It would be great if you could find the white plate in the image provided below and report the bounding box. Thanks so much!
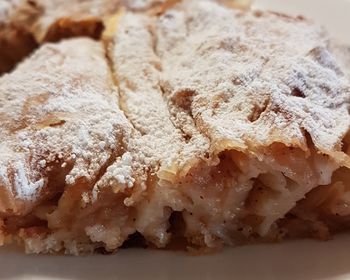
[1,1,350,279]
[2,234,350,280]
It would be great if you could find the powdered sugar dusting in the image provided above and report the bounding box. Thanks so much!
[0,38,131,214]
[156,0,350,163]
[1,0,349,223]
[13,161,45,199]
[92,152,136,202]
[124,0,167,10]
[101,0,350,193]
[108,12,188,176]
[331,42,350,79]
[99,152,135,188]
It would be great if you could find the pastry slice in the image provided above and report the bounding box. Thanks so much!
[18,0,350,254]
[0,38,131,250]
[0,0,349,255]
[155,0,350,240]
[103,0,350,249]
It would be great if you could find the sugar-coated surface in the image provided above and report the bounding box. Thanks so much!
[0,0,349,255]
[0,38,131,214]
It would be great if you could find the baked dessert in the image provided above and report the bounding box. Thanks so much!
[104,0,350,247]
[0,0,349,254]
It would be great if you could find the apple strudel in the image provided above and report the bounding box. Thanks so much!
[0,0,349,254]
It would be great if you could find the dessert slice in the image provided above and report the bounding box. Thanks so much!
[0,0,349,255]
[103,0,350,249]
[0,38,131,251]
